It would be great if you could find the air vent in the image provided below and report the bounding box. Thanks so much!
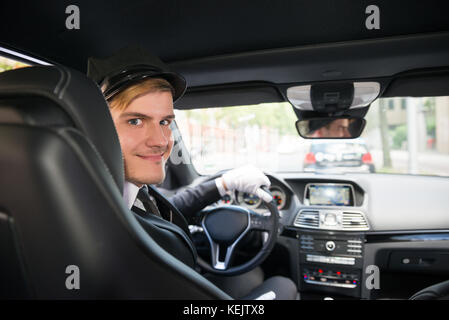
[294,210,319,228]
[342,212,369,230]
[293,209,369,231]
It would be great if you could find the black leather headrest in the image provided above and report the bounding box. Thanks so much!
[0,66,124,191]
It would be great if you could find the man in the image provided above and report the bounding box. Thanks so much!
[87,46,297,300]
[307,118,352,138]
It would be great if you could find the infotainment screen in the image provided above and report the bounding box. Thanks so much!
[308,184,352,206]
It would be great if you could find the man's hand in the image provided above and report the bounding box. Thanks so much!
[215,165,273,203]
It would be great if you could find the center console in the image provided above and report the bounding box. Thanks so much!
[290,181,369,298]
[298,230,365,298]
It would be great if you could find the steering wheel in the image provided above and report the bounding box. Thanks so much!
[196,186,279,276]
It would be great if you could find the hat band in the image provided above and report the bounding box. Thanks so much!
[102,69,163,101]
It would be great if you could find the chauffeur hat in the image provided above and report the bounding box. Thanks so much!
[87,46,186,102]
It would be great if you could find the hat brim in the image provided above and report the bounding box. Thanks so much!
[102,68,186,103]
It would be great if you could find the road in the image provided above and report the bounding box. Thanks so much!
[185,149,449,177]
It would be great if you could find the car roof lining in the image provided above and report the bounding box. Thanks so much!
[2,2,449,106]
[171,31,449,88]
[1,0,449,70]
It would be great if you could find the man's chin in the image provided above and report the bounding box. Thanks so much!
[127,172,165,186]
[125,159,166,185]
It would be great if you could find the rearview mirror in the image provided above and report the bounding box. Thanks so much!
[295,117,366,139]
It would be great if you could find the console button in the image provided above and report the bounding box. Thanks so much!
[325,241,336,251]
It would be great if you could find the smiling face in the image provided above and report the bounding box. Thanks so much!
[109,90,175,186]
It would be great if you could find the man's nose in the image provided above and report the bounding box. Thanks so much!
[145,123,169,148]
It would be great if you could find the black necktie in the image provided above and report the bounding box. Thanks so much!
[137,186,162,217]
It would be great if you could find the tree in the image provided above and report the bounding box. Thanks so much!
[378,100,392,168]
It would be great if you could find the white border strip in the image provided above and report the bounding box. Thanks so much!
[0,46,52,66]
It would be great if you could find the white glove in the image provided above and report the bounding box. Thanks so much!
[215,165,272,203]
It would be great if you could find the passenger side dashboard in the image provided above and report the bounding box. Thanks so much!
[275,172,449,299]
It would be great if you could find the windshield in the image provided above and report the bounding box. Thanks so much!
[174,96,449,177]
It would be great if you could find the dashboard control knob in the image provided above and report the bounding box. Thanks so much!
[325,241,336,251]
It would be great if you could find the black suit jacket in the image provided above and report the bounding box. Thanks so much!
[168,180,222,218]
[130,180,222,268]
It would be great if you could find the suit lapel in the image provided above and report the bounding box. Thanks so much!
[131,205,198,262]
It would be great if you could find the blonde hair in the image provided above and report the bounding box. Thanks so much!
[106,78,174,110]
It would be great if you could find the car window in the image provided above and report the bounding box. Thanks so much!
[0,56,29,73]
[174,96,449,177]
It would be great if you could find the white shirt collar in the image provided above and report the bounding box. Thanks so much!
[123,181,141,210]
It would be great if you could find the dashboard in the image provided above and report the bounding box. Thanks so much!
[203,172,449,299]
[214,182,291,213]
[206,171,449,232]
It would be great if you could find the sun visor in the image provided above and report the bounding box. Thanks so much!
[175,83,283,109]
[382,68,449,97]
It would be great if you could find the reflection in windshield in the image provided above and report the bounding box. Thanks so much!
[174,97,449,177]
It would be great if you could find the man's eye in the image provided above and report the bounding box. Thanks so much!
[160,119,172,126]
[128,119,143,126]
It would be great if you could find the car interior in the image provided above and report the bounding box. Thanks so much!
[1,1,449,300]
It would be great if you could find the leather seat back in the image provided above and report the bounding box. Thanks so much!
[0,66,231,299]
[410,280,449,300]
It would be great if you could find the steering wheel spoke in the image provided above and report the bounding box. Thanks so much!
[208,240,238,270]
